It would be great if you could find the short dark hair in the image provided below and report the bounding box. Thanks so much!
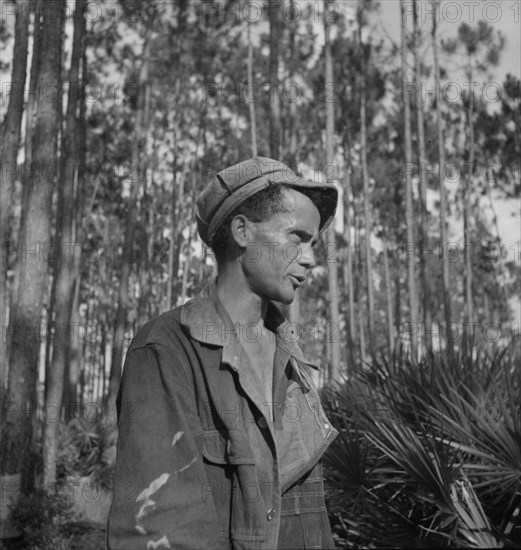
[211,183,288,264]
[211,182,333,266]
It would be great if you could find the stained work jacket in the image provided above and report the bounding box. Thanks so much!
[107,281,338,549]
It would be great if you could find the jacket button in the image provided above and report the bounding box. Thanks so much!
[258,417,268,428]
[267,507,276,521]
[324,423,330,430]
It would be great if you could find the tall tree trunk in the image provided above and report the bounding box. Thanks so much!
[400,0,418,359]
[137,86,153,325]
[43,283,56,390]
[146,134,158,317]
[358,5,376,363]
[355,205,365,361]
[343,126,356,364]
[343,169,356,369]
[167,167,185,310]
[286,0,298,167]
[105,35,152,414]
[166,169,178,310]
[358,255,366,363]
[288,0,300,324]
[394,260,402,352]
[324,0,341,380]
[42,0,86,488]
[85,297,94,403]
[464,59,475,334]
[165,0,188,311]
[412,0,432,352]
[14,1,42,284]
[100,324,107,401]
[0,0,29,394]
[269,0,281,158]
[247,0,257,157]
[63,272,81,416]
[180,224,194,305]
[166,79,185,310]
[1,0,65,490]
[75,35,89,234]
[383,239,395,353]
[65,33,89,412]
[432,3,453,358]
[6,1,43,378]
[23,0,42,175]
[79,267,93,411]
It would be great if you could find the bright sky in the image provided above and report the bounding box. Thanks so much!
[377,0,521,83]
[375,0,520,326]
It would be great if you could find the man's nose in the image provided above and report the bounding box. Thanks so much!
[299,245,316,269]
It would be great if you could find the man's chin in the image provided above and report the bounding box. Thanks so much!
[280,294,295,305]
[272,289,296,306]
[256,282,295,306]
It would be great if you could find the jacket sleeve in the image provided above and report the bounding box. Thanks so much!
[106,342,225,550]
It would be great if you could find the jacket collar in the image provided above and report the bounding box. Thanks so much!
[180,278,320,376]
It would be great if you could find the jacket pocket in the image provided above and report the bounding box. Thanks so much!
[202,431,267,545]
[202,430,256,465]
[278,382,312,485]
[280,464,335,549]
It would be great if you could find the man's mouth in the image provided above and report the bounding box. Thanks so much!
[289,275,305,286]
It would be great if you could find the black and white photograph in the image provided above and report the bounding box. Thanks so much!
[0,0,520,548]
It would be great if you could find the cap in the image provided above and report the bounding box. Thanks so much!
[196,157,338,247]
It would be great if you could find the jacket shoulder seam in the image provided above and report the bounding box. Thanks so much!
[128,309,185,351]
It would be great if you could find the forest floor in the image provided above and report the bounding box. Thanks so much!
[65,521,107,550]
[0,521,106,550]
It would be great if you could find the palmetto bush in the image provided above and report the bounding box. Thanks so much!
[57,416,117,490]
[322,345,521,549]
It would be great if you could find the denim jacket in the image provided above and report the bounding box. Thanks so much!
[107,282,338,549]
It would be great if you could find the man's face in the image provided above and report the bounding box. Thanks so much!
[240,188,321,304]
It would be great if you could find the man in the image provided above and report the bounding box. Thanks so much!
[107,157,339,549]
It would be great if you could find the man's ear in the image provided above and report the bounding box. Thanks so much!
[230,214,254,249]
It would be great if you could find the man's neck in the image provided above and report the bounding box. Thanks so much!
[215,268,269,328]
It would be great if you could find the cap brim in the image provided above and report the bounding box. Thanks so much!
[206,173,338,245]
